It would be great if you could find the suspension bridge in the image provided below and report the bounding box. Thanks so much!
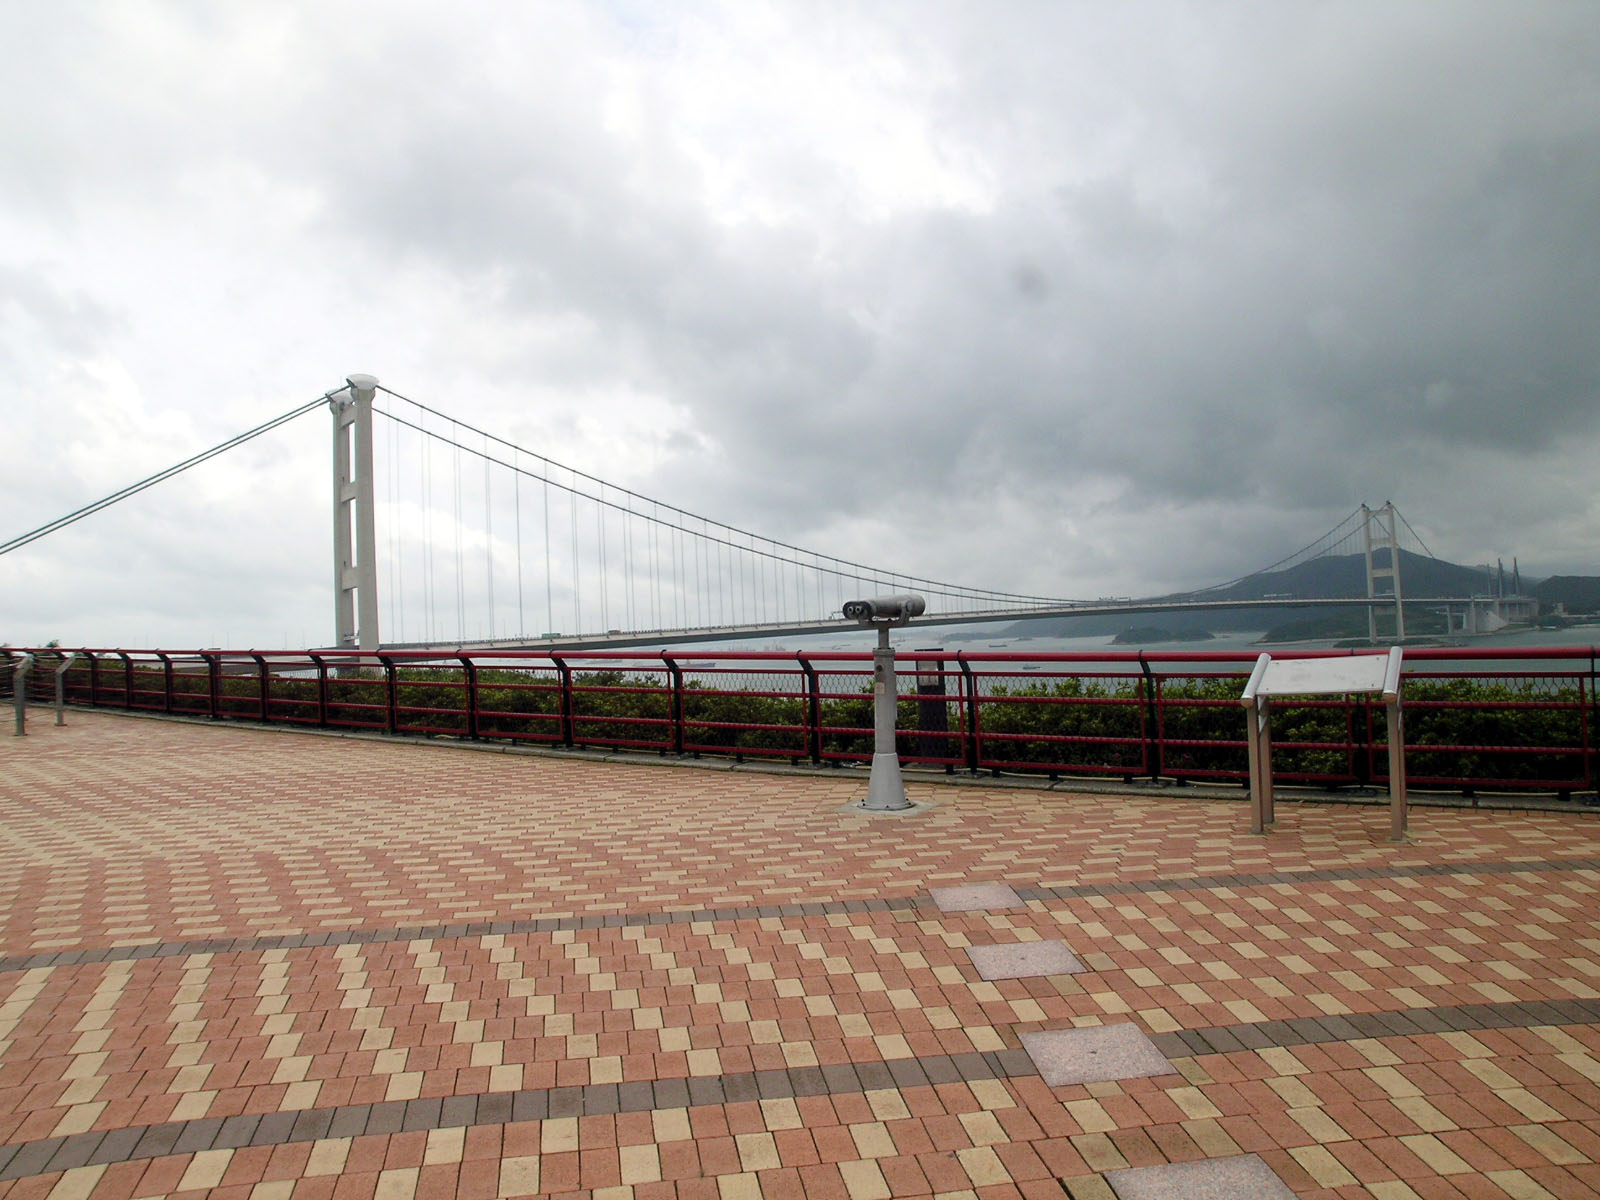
[3,375,1501,650]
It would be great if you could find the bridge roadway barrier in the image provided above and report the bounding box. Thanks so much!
[7,644,1600,803]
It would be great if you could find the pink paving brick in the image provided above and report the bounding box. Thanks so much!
[2,710,1600,1199]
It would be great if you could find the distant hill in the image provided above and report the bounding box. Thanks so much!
[1181,548,1491,604]
[1001,549,1526,639]
[1534,576,1600,614]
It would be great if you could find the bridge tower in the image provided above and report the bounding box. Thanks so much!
[332,374,381,651]
[1361,502,1404,643]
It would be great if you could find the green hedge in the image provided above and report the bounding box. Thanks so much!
[60,658,1598,791]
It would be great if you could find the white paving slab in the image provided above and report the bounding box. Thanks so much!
[1106,1154,1296,1200]
[928,882,1023,912]
[967,940,1084,981]
[1020,1023,1174,1085]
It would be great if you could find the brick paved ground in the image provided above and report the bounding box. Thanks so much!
[2,710,1600,1199]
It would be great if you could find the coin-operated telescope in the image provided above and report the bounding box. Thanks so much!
[844,594,927,810]
[842,595,926,625]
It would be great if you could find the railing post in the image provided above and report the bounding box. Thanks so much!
[799,655,821,766]
[552,656,574,746]
[203,652,221,719]
[311,654,329,727]
[1352,695,1373,787]
[1137,653,1161,782]
[54,652,77,726]
[88,650,101,708]
[1589,650,1599,799]
[914,650,951,771]
[157,652,174,714]
[118,652,134,710]
[12,652,32,736]
[459,654,479,740]
[957,652,980,774]
[664,654,685,756]
[251,654,269,721]
[383,655,398,735]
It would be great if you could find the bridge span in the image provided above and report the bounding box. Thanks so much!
[391,595,1490,653]
[5,375,1515,652]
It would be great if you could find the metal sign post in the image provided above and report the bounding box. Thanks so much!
[12,653,33,736]
[55,652,78,725]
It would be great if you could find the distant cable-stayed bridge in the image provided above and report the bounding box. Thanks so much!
[2,375,1490,649]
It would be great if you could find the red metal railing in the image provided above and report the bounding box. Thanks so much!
[9,645,1600,799]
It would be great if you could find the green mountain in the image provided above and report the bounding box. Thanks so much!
[1170,548,1490,604]
[1001,549,1521,639]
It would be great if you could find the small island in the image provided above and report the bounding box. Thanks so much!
[1110,626,1216,645]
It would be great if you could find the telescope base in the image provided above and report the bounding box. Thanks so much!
[861,751,912,811]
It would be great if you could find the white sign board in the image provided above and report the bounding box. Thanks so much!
[1256,654,1390,697]
[1242,649,1408,842]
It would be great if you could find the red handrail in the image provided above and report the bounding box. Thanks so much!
[15,645,1600,798]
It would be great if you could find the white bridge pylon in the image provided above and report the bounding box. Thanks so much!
[331,375,381,651]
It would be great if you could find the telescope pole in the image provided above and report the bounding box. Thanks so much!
[863,623,911,811]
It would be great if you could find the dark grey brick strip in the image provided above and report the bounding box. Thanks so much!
[4,857,1598,975]
[1145,996,1600,1061]
[1015,855,1600,904]
[2,991,1596,1181]
[0,1050,1022,1181]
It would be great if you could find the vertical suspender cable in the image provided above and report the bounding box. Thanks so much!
[597,489,608,631]
[484,452,494,640]
[622,507,633,632]
[731,537,739,626]
[453,426,465,642]
[651,510,661,632]
[392,414,404,642]
[543,475,552,637]
[570,480,580,634]
[514,450,524,637]
[422,422,434,644]
[385,413,397,641]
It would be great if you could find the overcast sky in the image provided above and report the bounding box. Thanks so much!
[4,1,1598,648]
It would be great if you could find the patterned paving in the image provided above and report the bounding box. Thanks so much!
[1,710,1599,1198]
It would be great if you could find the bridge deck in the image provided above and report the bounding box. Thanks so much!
[3,712,1600,1199]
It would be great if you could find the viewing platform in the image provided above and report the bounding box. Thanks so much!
[3,711,1600,1199]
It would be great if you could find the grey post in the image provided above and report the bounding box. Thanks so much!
[1382,645,1408,842]
[842,594,927,811]
[12,652,34,736]
[55,652,77,725]
[332,373,381,652]
[1241,653,1273,834]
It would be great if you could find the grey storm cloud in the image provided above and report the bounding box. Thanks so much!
[2,1,1598,645]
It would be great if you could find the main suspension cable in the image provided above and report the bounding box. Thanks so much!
[0,394,332,557]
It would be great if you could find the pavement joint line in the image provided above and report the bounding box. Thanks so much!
[1,995,1597,1182]
[4,854,1598,973]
